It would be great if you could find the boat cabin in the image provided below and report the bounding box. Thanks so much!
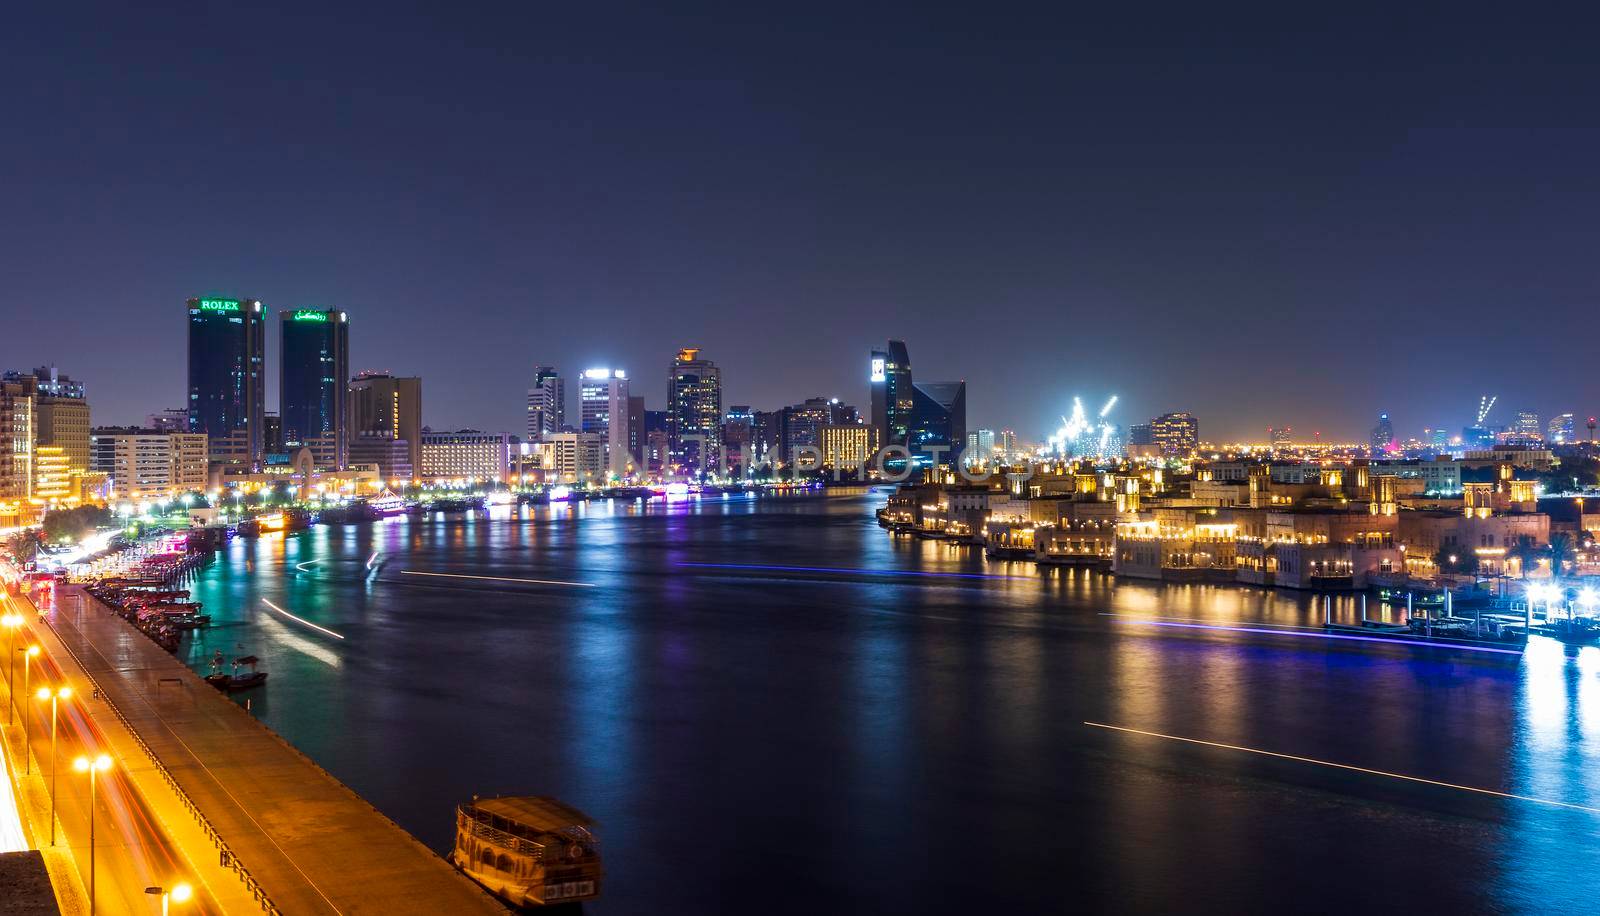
[452,796,601,907]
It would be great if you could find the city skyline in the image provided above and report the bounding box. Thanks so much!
[5,7,1600,440]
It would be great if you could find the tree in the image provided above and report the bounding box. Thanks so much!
[1509,535,1542,579]
[1548,532,1576,579]
[5,531,39,565]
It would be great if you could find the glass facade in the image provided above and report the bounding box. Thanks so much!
[279,308,349,467]
[187,297,265,466]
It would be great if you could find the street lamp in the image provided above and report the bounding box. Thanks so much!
[145,881,193,915]
[72,753,113,916]
[21,645,39,773]
[2,612,22,724]
[35,685,71,845]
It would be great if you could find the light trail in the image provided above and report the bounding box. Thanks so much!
[259,613,343,669]
[365,551,380,570]
[1104,615,1523,655]
[675,562,1035,582]
[1084,721,1600,814]
[0,743,27,852]
[1101,612,1349,633]
[294,559,325,573]
[262,598,346,640]
[399,570,595,588]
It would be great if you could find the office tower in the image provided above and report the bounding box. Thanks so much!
[579,369,631,476]
[781,398,835,468]
[722,406,755,476]
[1547,413,1575,444]
[667,348,722,477]
[1369,413,1395,457]
[1000,429,1017,463]
[262,414,284,455]
[1150,412,1199,457]
[349,372,423,482]
[279,308,350,469]
[90,427,209,501]
[1128,423,1153,447]
[187,297,266,467]
[0,374,37,506]
[526,366,565,441]
[627,396,646,466]
[965,429,996,464]
[644,410,669,474]
[908,381,967,467]
[869,340,914,450]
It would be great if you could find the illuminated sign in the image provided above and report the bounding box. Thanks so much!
[197,299,240,312]
[870,358,886,383]
[292,310,329,321]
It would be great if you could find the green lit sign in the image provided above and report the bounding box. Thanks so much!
[292,309,329,321]
[197,298,240,312]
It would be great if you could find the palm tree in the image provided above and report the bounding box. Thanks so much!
[1509,534,1542,580]
[1548,532,1576,579]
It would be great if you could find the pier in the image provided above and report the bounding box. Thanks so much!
[10,584,507,915]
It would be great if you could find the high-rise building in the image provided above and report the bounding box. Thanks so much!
[908,381,966,467]
[526,366,565,441]
[1514,410,1541,440]
[279,308,349,469]
[822,424,879,471]
[627,396,646,467]
[348,372,423,483]
[667,348,722,478]
[1128,424,1153,447]
[1000,429,1018,464]
[869,340,914,452]
[1369,413,1395,457]
[1547,413,1575,444]
[1150,412,1199,457]
[187,297,266,467]
[964,429,996,465]
[781,398,835,468]
[540,432,606,484]
[722,406,755,476]
[579,369,632,477]
[90,427,208,502]
[33,446,72,506]
[8,367,91,475]
[0,374,37,508]
[644,410,670,473]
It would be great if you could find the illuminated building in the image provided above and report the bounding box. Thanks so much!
[667,348,722,477]
[579,369,632,477]
[419,430,511,484]
[349,373,423,482]
[186,297,266,468]
[33,446,71,505]
[526,366,564,441]
[540,432,606,485]
[348,432,414,483]
[90,427,208,501]
[722,406,754,476]
[869,340,914,452]
[821,423,879,471]
[627,396,646,467]
[965,429,995,465]
[0,374,37,508]
[1548,413,1575,444]
[644,410,669,474]
[1047,395,1115,463]
[1000,429,1017,463]
[31,381,90,477]
[1149,412,1199,457]
[279,308,349,469]
[1514,410,1541,441]
[781,398,840,468]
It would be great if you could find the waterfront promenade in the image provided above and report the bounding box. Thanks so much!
[42,585,508,915]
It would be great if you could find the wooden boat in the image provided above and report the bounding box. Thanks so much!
[452,796,601,907]
[206,654,268,691]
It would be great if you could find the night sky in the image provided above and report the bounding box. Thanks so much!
[3,4,1597,442]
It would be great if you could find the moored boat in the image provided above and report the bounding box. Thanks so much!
[452,796,602,908]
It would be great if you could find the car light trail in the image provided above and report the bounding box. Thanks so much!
[675,562,1034,581]
[399,570,595,587]
[293,559,325,573]
[1104,616,1523,655]
[1084,721,1600,814]
[0,751,27,852]
[262,599,346,640]
[366,551,380,570]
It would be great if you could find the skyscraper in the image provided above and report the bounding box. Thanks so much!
[1514,410,1541,441]
[187,297,266,467]
[349,372,423,482]
[6,367,90,476]
[1369,413,1395,457]
[280,308,350,469]
[908,380,967,467]
[667,348,722,477]
[579,369,632,476]
[526,366,565,441]
[1548,413,1576,444]
[869,340,913,452]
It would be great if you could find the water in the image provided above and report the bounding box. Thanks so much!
[179,492,1600,913]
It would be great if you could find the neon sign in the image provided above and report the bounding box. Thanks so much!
[197,299,240,312]
[292,310,329,321]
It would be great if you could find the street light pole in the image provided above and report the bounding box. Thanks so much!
[37,686,70,845]
[21,645,38,774]
[2,612,21,724]
[73,753,112,916]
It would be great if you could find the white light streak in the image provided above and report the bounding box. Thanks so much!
[262,599,346,640]
[399,570,595,588]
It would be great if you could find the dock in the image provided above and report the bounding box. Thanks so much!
[44,585,507,915]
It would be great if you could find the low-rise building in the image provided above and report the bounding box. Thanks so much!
[90,427,209,502]
[419,430,512,484]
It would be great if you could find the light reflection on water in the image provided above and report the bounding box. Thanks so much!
[176,493,1600,913]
